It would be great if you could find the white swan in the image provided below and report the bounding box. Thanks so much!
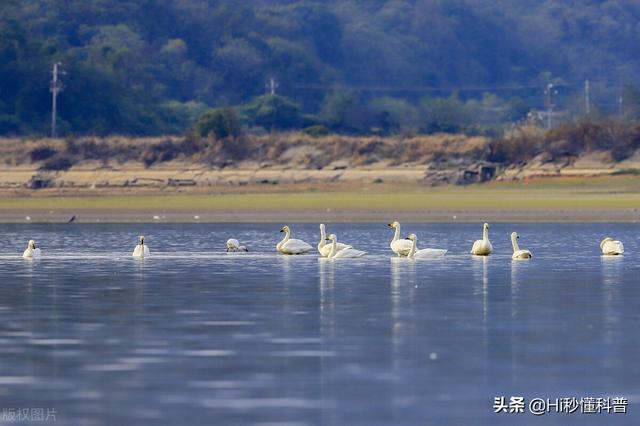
[226,238,248,252]
[405,234,447,258]
[471,223,493,256]
[22,240,41,259]
[318,224,351,257]
[388,221,412,256]
[511,232,532,259]
[132,235,150,258]
[326,234,366,259]
[276,226,313,255]
[601,237,624,255]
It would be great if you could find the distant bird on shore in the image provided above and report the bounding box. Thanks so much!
[511,232,532,259]
[226,239,248,252]
[22,240,41,259]
[132,235,150,258]
[276,226,313,255]
[601,237,624,255]
[388,221,412,256]
[471,223,493,256]
[67,215,76,224]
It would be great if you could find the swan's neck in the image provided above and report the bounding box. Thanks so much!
[408,238,416,258]
[511,234,519,252]
[483,227,489,241]
[277,230,290,250]
[391,225,400,243]
[329,238,338,258]
[318,226,326,250]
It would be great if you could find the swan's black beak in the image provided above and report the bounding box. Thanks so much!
[280,229,284,233]
[405,237,411,240]
[325,238,331,242]
[387,223,392,227]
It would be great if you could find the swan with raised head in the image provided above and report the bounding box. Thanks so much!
[388,221,412,256]
[132,235,150,258]
[318,223,351,257]
[22,240,41,259]
[471,223,493,256]
[277,226,313,255]
[326,234,366,259]
[511,232,532,259]
[405,234,447,258]
[226,238,248,252]
[601,237,624,255]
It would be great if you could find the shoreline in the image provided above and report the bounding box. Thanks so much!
[1,176,639,223]
[1,208,638,224]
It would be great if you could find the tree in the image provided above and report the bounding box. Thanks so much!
[242,94,302,130]
[194,107,239,138]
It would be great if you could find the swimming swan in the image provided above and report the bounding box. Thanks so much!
[511,232,532,259]
[226,238,248,252]
[601,237,624,255]
[388,221,412,256]
[22,240,41,259]
[405,234,447,258]
[132,235,150,258]
[277,226,313,255]
[326,234,366,259]
[318,224,351,257]
[471,223,493,256]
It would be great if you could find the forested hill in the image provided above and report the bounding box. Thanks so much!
[2,0,640,136]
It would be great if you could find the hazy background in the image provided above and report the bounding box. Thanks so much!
[2,0,640,136]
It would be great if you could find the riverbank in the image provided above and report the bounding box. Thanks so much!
[1,176,639,223]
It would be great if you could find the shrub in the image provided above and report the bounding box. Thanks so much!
[30,147,58,162]
[194,108,240,139]
[42,155,73,171]
[302,124,329,137]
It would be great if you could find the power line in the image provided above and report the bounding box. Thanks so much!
[290,78,640,95]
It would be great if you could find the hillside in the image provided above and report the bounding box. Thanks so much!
[3,1,640,135]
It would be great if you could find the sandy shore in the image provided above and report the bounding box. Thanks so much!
[1,174,639,223]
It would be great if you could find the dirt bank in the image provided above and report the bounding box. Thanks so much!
[1,133,639,195]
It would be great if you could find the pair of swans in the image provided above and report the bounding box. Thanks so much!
[318,224,357,257]
[277,225,366,258]
[470,223,532,259]
[324,233,366,259]
[388,221,447,258]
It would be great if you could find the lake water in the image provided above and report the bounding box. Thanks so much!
[0,223,638,425]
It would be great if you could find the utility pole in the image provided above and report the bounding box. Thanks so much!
[266,77,278,96]
[544,83,556,129]
[50,62,65,138]
[618,74,624,118]
[584,79,590,115]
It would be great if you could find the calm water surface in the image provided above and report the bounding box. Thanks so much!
[0,223,638,425]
